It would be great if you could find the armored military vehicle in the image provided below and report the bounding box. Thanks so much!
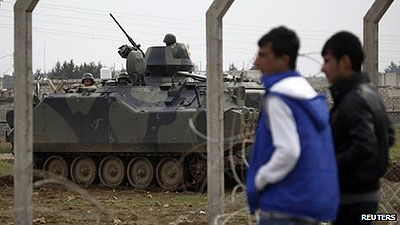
[6,15,260,190]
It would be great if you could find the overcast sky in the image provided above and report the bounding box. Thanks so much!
[0,0,399,77]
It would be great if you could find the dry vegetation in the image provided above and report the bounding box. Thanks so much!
[0,180,249,225]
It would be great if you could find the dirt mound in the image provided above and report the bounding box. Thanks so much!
[0,175,13,187]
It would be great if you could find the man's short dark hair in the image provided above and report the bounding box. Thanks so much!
[258,26,299,70]
[321,31,364,72]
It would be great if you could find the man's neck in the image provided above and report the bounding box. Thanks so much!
[263,68,292,76]
[342,70,357,79]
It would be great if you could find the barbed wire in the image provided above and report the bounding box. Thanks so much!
[0,53,13,59]
[2,84,400,225]
[32,170,112,223]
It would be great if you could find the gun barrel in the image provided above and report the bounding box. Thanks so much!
[110,14,130,41]
[110,13,145,57]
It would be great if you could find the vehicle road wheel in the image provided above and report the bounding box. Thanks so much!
[188,154,207,182]
[127,157,154,189]
[156,158,183,190]
[70,156,96,187]
[99,156,125,188]
[43,156,68,179]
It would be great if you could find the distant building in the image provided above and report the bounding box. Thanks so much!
[0,74,13,89]
[379,72,400,87]
[227,70,261,81]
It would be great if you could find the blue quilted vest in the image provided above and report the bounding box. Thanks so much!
[246,71,339,220]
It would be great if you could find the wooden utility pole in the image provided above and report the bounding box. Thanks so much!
[14,0,39,224]
[206,0,234,224]
[364,0,394,85]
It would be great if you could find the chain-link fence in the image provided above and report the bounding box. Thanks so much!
[381,163,400,218]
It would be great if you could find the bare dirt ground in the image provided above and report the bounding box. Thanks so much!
[0,152,249,225]
[0,176,249,225]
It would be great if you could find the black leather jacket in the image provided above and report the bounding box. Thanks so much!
[329,73,395,194]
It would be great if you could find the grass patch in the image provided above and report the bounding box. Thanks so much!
[0,142,12,154]
[0,160,13,176]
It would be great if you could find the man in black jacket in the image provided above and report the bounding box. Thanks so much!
[321,31,395,225]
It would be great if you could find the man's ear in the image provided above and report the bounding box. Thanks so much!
[282,54,291,67]
[340,55,353,71]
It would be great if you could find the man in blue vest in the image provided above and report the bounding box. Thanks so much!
[246,26,339,225]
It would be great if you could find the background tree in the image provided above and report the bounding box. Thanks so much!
[384,61,400,74]
[48,60,103,79]
[228,63,238,71]
[33,69,42,79]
